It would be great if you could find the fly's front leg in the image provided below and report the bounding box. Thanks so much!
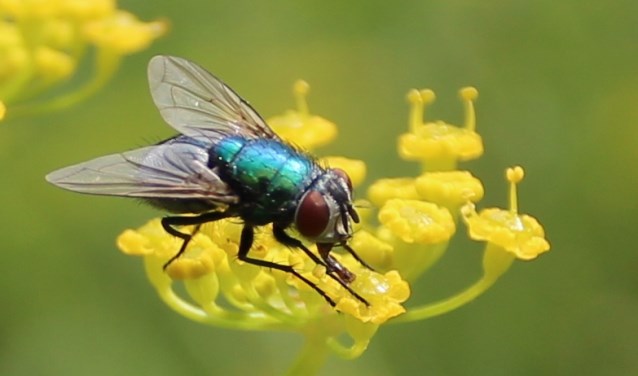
[238,225,336,307]
[273,225,370,306]
[272,225,327,268]
[341,243,375,271]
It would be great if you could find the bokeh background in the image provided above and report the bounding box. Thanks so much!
[2,1,637,375]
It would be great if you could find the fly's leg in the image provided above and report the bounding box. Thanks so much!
[161,211,230,269]
[342,243,375,271]
[239,225,336,307]
[272,225,328,268]
[161,222,201,269]
[273,225,370,306]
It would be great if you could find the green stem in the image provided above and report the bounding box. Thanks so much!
[157,285,290,331]
[286,334,330,376]
[420,157,457,173]
[326,336,371,359]
[396,241,448,282]
[392,274,495,323]
[144,256,291,332]
[393,244,515,323]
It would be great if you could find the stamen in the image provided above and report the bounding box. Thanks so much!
[459,87,478,132]
[407,88,435,133]
[293,79,310,116]
[506,166,525,214]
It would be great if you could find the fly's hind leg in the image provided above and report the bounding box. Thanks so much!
[161,211,230,269]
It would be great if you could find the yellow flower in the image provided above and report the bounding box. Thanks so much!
[0,0,115,20]
[461,166,550,260]
[415,170,484,212]
[347,230,394,270]
[60,0,116,19]
[0,0,167,120]
[267,80,338,150]
[336,270,410,324]
[367,178,420,207]
[375,198,456,280]
[398,87,483,171]
[83,10,168,55]
[33,46,75,81]
[0,21,26,78]
[378,199,455,245]
[118,218,409,324]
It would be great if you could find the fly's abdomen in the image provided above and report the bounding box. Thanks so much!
[213,137,316,222]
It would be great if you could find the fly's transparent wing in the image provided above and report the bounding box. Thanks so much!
[46,139,238,203]
[148,55,278,141]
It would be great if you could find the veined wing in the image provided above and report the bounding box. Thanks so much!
[148,55,278,141]
[45,138,238,203]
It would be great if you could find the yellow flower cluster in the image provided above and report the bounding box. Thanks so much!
[116,81,550,364]
[375,88,550,324]
[0,0,167,120]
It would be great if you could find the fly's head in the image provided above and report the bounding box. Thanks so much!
[294,168,359,246]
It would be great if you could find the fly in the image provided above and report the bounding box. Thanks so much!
[46,55,372,307]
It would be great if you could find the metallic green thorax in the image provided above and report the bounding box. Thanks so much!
[212,136,318,225]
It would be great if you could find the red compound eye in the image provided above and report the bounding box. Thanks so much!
[332,168,352,192]
[295,191,330,238]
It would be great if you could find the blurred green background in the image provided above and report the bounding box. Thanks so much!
[2,1,637,375]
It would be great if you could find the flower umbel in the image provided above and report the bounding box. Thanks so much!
[0,0,167,120]
[117,83,550,374]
